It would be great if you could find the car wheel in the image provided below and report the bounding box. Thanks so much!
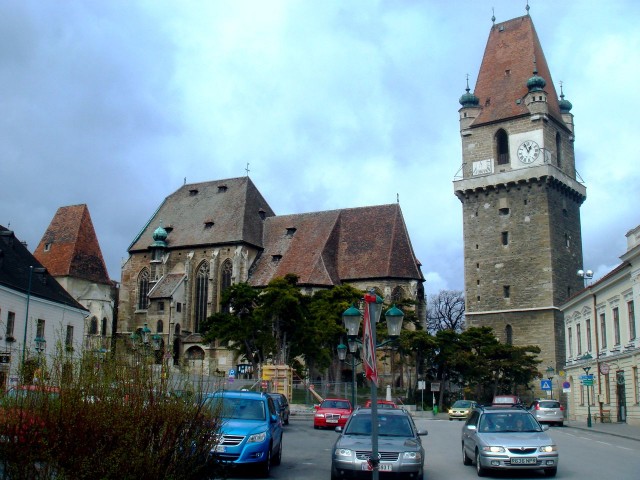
[272,436,282,466]
[259,445,272,477]
[544,467,558,477]
[475,450,486,477]
[330,464,340,480]
[557,421,563,427]
[449,417,453,421]
[462,444,472,466]
[313,424,319,429]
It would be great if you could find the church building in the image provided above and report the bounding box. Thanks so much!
[118,176,425,375]
[454,12,586,382]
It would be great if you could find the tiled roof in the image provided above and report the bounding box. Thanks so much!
[34,204,112,285]
[149,273,185,299]
[471,15,563,127]
[249,204,423,287]
[128,177,275,252]
[0,226,87,311]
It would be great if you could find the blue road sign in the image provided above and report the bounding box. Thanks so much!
[540,379,552,390]
[579,374,594,381]
[229,369,236,377]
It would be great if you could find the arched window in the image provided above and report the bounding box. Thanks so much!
[101,318,107,336]
[221,259,233,293]
[555,132,562,168]
[505,324,513,345]
[89,317,98,335]
[391,286,405,304]
[195,262,209,333]
[138,269,150,310]
[156,319,164,333]
[495,129,510,165]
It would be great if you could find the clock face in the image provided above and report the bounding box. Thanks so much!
[472,159,493,176]
[517,140,540,164]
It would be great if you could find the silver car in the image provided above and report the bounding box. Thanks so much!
[331,408,428,479]
[529,399,564,426]
[461,407,559,477]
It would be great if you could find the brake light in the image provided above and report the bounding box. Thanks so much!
[535,405,540,410]
[560,405,564,411]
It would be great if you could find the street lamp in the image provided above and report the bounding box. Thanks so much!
[581,353,593,428]
[577,269,594,287]
[546,366,555,399]
[337,340,360,408]
[342,293,404,479]
[21,266,47,370]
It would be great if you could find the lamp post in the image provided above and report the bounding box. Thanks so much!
[577,269,594,287]
[21,266,46,371]
[581,353,593,428]
[337,340,360,408]
[342,294,404,480]
[546,366,555,399]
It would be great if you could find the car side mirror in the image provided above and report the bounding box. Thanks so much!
[335,426,343,433]
[541,424,549,431]
[466,424,477,431]
[417,429,428,436]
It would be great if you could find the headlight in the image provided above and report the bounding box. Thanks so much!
[335,448,353,458]
[482,446,506,453]
[341,414,350,419]
[448,409,453,414]
[402,451,422,461]
[315,413,325,418]
[539,445,557,453]
[247,431,267,443]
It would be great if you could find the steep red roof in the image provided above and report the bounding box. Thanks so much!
[34,204,111,285]
[471,15,562,126]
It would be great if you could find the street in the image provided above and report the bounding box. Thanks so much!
[220,415,640,479]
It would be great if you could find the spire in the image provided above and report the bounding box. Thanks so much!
[527,58,547,92]
[459,74,480,107]
[526,0,530,16]
[558,82,573,113]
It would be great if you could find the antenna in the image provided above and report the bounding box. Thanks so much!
[245,162,250,176]
[491,7,495,26]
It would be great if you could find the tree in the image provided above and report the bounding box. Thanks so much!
[426,290,465,333]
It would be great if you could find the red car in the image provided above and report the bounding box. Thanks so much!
[364,399,398,409]
[313,398,352,429]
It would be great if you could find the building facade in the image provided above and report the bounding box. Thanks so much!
[33,204,117,356]
[118,177,425,376]
[454,14,586,389]
[561,225,640,426]
[0,226,88,389]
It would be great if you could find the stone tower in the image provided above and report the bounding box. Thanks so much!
[453,14,586,375]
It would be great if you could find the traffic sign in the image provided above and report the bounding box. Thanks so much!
[229,368,236,377]
[579,374,593,381]
[540,379,552,390]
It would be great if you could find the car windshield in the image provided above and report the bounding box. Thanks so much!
[479,413,539,433]
[346,414,413,437]
[321,400,350,409]
[209,398,265,420]
[538,401,560,409]
[452,400,473,408]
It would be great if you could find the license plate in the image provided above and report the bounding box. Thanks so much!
[361,463,392,471]
[510,457,536,465]
[327,419,338,423]
[215,445,226,453]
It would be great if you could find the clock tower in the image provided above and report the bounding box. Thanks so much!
[454,14,586,377]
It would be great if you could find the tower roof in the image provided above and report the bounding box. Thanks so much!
[34,204,112,285]
[471,15,563,126]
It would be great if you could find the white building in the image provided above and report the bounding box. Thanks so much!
[0,226,87,388]
[561,225,640,426]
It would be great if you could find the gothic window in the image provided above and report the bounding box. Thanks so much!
[195,262,209,333]
[555,132,562,168]
[391,286,405,304]
[221,259,233,293]
[157,319,163,333]
[505,324,513,345]
[89,317,98,335]
[495,129,510,165]
[138,269,150,310]
[101,318,107,336]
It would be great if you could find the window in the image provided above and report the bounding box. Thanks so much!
[101,318,107,336]
[499,208,510,216]
[568,327,573,357]
[221,259,232,293]
[556,132,562,168]
[36,319,45,338]
[65,325,74,349]
[495,129,510,164]
[503,286,510,299]
[195,262,209,333]
[6,312,15,337]
[89,317,98,335]
[501,231,509,246]
[156,320,163,333]
[604,373,611,404]
[576,324,582,355]
[633,366,639,405]
[505,325,513,345]
[44,243,51,252]
[158,301,165,313]
[600,313,607,348]
[565,233,570,248]
[629,301,636,341]
[586,319,592,351]
[613,307,620,346]
[176,302,182,313]
[138,269,150,310]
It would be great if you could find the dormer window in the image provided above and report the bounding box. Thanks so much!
[189,189,198,196]
[165,225,173,233]
[286,227,297,237]
[272,255,282,262]
[217,185,228,193]
[44,243,52,252]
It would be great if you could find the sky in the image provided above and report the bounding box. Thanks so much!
[1,0,639,297]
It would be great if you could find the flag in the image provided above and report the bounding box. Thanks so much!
[362,295,378,386]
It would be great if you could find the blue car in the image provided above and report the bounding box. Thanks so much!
[204,390,283,477]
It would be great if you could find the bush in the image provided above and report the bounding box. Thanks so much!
[0,347,223,480]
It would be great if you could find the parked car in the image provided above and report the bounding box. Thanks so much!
[314,398,353,429]
[448,399,477,421]
[0,385,61,446]
[331,407,428,480]
[267,392,290,425]
[529,399,564,427]
[202,390,283,477]
[461,406,559,477]
[491,394,522,407]
[364,399,398,409]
